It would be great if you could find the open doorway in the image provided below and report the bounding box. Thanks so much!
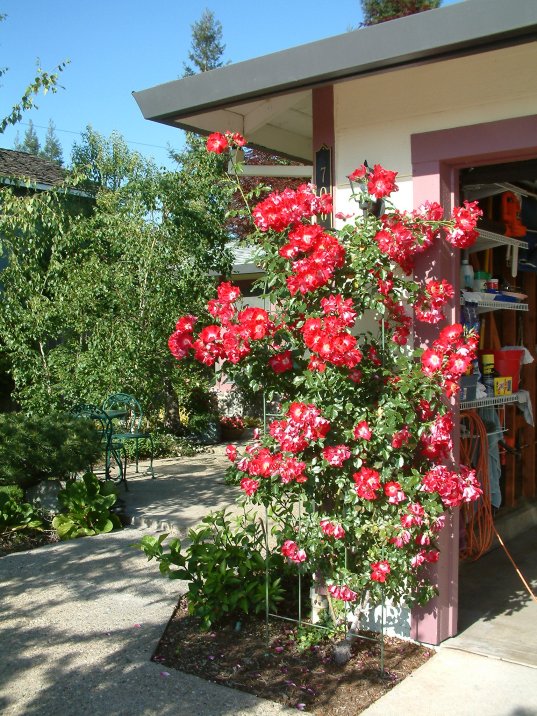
[453,157,537,661]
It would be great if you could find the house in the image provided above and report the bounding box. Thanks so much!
[0,148,66,192]
[133,0,537,644]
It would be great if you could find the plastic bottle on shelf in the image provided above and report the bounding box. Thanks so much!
[460,252,474,291]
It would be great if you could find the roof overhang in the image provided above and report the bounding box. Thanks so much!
[133,0,537,160]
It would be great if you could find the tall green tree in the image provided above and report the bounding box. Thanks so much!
[71,126,147,191]
[0,129,232,426]
[41,119,63,165]
[14,119,40,155]
[361,0,441,25]
[183,8,226,76]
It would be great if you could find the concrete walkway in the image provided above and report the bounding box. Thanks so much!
[0,450,290,716]
[1,449,536,715]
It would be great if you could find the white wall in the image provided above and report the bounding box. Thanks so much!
[334,42,537,215]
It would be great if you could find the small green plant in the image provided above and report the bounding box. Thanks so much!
[0,491,43,535]
[137,510,284,629]
[290,612,343,652]
[52,473,122,540]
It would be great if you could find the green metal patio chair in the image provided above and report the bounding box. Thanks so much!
[101,393,155,479]
[70,403,127,488]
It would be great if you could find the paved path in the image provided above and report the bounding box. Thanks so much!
[0,527,290,716]
[1,449,536,715]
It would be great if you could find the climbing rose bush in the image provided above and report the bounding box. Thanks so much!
[168,132,483,608]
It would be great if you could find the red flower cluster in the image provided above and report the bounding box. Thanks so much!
[226,445,238,462]
[169,282,275,368]
[206,131,246,154]
[328,584,357,602]
[281,540,307,563]
[252,184,333,233]
[320,519,346,539]
[379,294,412,345]
[391,425,411,449]
[240,477,260,496]
[268,350,293,374]
[353,466,381,500]
[411,549,440,568]
[348,163,398,199]
[371,560,391,583]
[420,323,478,397]
[400,502,425,528]
[322,444,351,467]
[220,415,244,429]
[374,212,435,275]
[269,402,330,453]
[414,279,455,324]
[420,464,482,508]
[353,420,372,441]
[235,445,308,485]
[193,324,250,365]
[286,232,346,297]
[168,315,197,360]
[390,528,411,549]
[384,481,406,504]
[419,412,454,462]
[444,201,482,249]
[301,294,362,369]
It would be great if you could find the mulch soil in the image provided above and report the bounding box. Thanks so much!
[153,596,434,714]
[0,529,59,557]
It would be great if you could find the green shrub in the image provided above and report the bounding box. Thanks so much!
[0,492,43,535]
[0,413,103,489]
[0,485,25,503]
[52,473,122,540]
[137,510,284,629]
[122,432,201,460]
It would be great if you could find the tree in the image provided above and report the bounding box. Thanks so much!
[71,125,148,191]
[361,0,441,26]
[14,119,40,155]
[183,8,226,76]
[41,119,63,165]
[0,129,232,427]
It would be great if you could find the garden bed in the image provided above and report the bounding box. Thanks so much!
[153,596,433,714]
[0,529,59,557]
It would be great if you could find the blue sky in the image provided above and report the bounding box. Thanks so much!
[1,0,460,169]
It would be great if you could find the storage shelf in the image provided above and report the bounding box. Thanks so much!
[469,228,528,254]
[460,393,520,411]
[461,296,529,313]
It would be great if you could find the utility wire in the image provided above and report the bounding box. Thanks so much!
[14,120,172,152]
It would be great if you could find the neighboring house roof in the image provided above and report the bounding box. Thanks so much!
[133,0,537,160]
[0,148,65,190]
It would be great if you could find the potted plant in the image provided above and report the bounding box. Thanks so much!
[219,415,246,441]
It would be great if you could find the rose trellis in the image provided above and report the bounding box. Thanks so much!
[168,131,483,617]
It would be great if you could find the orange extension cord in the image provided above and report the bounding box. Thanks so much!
[459,410,495,560]
[460,410,537,602]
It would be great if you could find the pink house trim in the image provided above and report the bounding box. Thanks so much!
[410,114,537,644]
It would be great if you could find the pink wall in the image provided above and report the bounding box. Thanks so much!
[410,114,537,644]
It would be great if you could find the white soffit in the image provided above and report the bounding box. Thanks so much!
[174,91,313,161]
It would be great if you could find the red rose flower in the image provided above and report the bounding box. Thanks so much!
[206,132,229,154]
